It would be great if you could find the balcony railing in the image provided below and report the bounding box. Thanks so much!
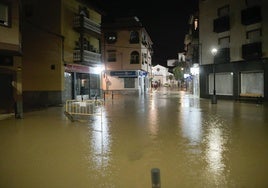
[214,48,230,64]
[241,6,262,25]
[242,42,262,60]
[213,16,230,33]
[73,15,101,36]
[73,50,102,65]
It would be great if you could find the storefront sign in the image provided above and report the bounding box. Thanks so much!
[110,71,137,77]
[65,64,90,73]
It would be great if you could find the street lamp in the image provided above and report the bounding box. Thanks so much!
[211,48,217,104]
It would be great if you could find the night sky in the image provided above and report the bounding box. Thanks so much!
[99,1,199,66]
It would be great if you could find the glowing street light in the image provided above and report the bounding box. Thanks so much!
[211,48,218,104]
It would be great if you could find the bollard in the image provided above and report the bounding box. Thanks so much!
[151,168,161,188]
[112,91,114,100]
[94,94,97,101]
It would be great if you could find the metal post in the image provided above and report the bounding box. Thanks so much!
[211,48,217,104]
[211,63,217,104]
[151,168,161,188]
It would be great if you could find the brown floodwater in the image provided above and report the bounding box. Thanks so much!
[1,88,268,188]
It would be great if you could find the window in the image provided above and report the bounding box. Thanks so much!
[107,50,116,62]
[77,73,89,96]
[142,53,148,64]
[130,51,139,64]
[209,72,233,95]
[246,0,261,7]
[124,78,135,88]
[141,34,147,45]
[105,32,117,44]
[0,55,13,66]
[129,31,139,43]
[218,36,230,48]
[246,29,262,42]
[218,5,229,17]
[240,72,263,96]
[0,2,10,27]
[24,3,33,17]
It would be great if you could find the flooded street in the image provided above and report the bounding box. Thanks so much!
[1,88,268,188]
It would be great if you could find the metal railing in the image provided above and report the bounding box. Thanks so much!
[64,99,104,121]
[73,15,101,34]
[73,49,101,65]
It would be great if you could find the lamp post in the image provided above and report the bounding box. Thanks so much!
[211,48,217,104]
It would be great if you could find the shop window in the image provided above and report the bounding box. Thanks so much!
[124,78,135,88]
[0,2,10,27]
[240,72,263,95]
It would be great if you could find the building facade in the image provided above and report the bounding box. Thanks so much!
[102,17,153,95]
[21,0,103,108]
[199,0,268,101]
[184,12,200,96]
[152,64,174,87]
[0,0,23,117]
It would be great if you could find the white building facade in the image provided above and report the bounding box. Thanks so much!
[152,64,173,86]
[199,0,268,101]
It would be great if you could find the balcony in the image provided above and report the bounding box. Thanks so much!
[73,50,102,66]
[214,48,230,64]
[73,14,101,37]
[242,42,262,60]
[213,16,230,33]
[241,6,262,25]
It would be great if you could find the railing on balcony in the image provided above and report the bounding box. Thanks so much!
[73,50,102,65]
[73,14,101,36]
[213,16,230,33]
[241,6,262,25]
[214,48,230,64]
[242,42,262,60]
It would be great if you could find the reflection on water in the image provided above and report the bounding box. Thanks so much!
[206,126,225,174]
[87,110,111,171]
[204,116,227,187]
[180,100,202,145]
[1,89,268,187]
[147,93,160,137]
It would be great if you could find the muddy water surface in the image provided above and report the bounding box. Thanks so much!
[1,89,268,188]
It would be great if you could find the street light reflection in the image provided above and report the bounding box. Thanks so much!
[147,94,159,137]
[88,110,111,170]
[179,95,202,145]
[205,120,226,176]
[181,109,202,145]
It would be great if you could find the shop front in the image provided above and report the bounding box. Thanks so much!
[64,64,102,101]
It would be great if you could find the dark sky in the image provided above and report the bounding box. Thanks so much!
[99,1,199,66]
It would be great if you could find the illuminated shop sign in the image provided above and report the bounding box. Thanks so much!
[110,71,137,77]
